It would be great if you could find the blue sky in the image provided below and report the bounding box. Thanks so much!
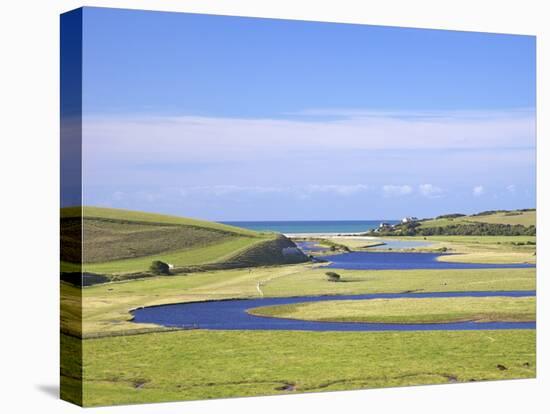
[80,7,536,220]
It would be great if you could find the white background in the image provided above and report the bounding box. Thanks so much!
[0,0,548,412]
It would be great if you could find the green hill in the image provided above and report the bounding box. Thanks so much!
[372,209,536,237]
[61,207,308,282]
[420,209,536,229]
[462,210,536,226]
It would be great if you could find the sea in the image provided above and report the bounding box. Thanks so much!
[220,220,400,234]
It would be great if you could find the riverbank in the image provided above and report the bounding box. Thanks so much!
[62,214,537,406]
[133,291,536,331]
[290,234,536,264]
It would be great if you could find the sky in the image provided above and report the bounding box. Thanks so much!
[79,7,536,220]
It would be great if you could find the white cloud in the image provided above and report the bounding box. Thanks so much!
[305,184,369,196]
[418,184,443,198]
[83,109,535,167]
[119,184,371,201]
[198,185,283,196]
[506,184,517,193]
[383,185,413,197]
[472,185,485,196]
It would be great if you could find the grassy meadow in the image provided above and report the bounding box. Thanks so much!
[60,207,537,406]
[80,237,264,274]
[418,209,536,228]
[62,329,535,406]
[60,207,301,276]
[61,265,535,337]
[249,296,536,323]
[416,235,535,264]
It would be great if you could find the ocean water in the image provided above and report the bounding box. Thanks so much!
[221,220,399,234]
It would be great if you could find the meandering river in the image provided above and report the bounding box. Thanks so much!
[132,291,536,332]
[296,241,535,270]
[132,242,535,332]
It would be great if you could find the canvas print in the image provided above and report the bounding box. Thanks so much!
[60,7,536,407]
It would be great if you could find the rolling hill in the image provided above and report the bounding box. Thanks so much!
[61,207,308,283]
[373,209,536,237]
[419,209,536,229]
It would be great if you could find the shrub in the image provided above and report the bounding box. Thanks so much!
[326,271,341,282]
[436,213,466,219]
[150,260,170,275]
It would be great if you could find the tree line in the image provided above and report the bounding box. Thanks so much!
[370,222,536,237]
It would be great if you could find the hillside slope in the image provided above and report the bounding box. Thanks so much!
[373,209,535,237]
[420,209,535,229]
[61,207,308,281]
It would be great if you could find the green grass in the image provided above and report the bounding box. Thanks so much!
[59,234,538,407]
[81,236,264,274]
[466,210,536,226]
[58,208,538,406]
[64,206,261,236]
[61,329,535,406]
[385,235,536,264]
[80,218,240,263]
[419,209,536,228]
[262,267,535,298]
[410,235,536,244]
[418,218,459,228]
[61,206,280,275]
[249,296,535,323]
[64,265,535,337]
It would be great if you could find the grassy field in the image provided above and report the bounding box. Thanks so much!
[462,210,536,226]
[61,207,293,275]
[81,237,263,274]
[63,206,261,236]
[62,264,535,337]
[249,296,535,323]
[418,209,536,228]
[61,329,535,406]
[410,235,536,264]
[60,207,537,406]
[62,260,536,405]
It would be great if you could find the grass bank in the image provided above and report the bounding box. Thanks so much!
[61,206,308,278]
[410,235,536,264]
[61,329,535,406]
[249,296,535,324]
[62,265,535,337]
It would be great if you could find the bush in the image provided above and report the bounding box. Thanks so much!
[436,213,466,219]
[326,271,341,282]
[150,260,170,275]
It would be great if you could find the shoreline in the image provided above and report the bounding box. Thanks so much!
[285,232,378,238]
